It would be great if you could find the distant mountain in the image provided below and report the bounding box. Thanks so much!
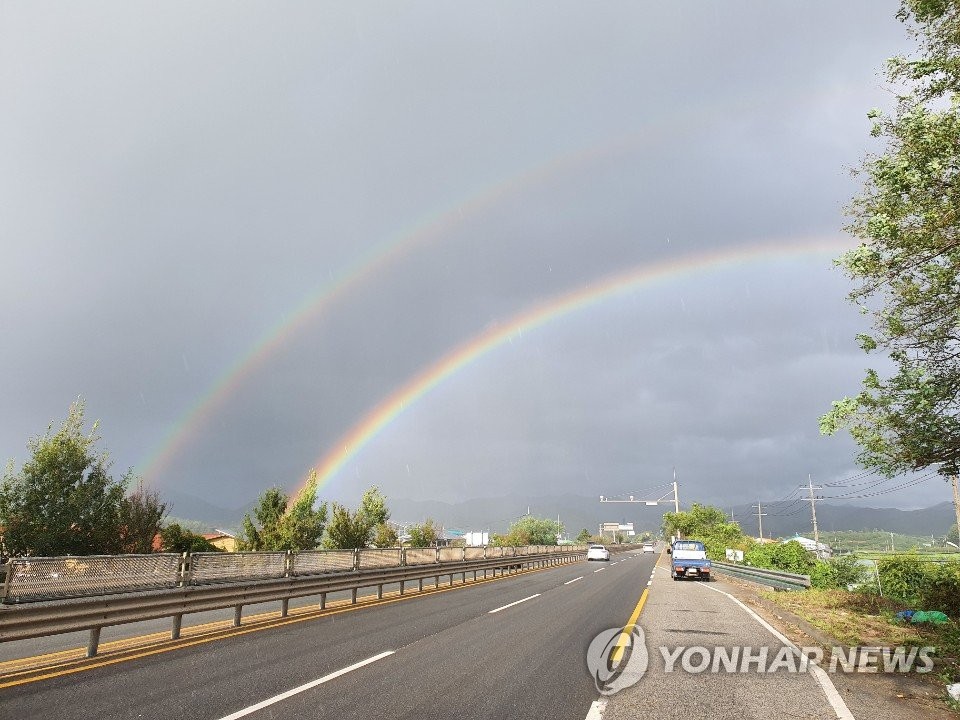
[161,489,246,530]
[158,488,957,541]
[731,501,957,539]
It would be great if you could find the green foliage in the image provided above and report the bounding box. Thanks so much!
[949,524,959,544]
[810,555,869,589]
[494,515,561,546]
[324,502,373,549]
[0,401,129,557]
[876,554,960,616]
[320,486,391,549]
[372,522,398,548]
[745,540,816,575]
[576,528,592,543]
[822,0,960,477]
[407,519,439,548]
[662,503,751,560]
[118,477,168,554]
[358,486,390,528]
[238,473,327,551]
[159,523,220,553]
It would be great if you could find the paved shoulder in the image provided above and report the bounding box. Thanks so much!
[603,574,845,720]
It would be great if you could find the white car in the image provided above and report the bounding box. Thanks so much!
[586,544,610,561]
[642,543,655,553]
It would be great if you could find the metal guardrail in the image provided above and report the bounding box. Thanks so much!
[0,546,587,658]
[711,561,811,591]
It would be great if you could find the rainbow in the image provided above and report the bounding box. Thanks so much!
[136,122,700,486]
[304,236,853,494]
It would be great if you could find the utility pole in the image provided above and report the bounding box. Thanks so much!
[951,473,960,546]
[802,474,822,558]
[753,501,767,540]
[673,467,680,513]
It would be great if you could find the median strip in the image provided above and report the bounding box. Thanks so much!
[488,594,540,614]
[215,651,395,720]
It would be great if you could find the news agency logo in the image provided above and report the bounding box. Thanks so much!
[585,625,648,695]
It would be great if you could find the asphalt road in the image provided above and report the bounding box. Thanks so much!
[2,551,867,720]
[2,553,654,720]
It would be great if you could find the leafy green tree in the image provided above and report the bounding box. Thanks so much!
[358,486,390,527]
[494,516,560,546]
[119,478,168,554]
[576,528,591,543]
[324,502,373,549]
[372,522,398,548]
[821,1,960,514]
[662,503,750,560]
[238,487,287,551]
[948,523,959,545]
[238,473,327,551]
[0,401,128,557]
[278,473,327,550]
[159,523,220,553]
[407,519,439,547]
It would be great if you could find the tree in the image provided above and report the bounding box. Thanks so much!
[324,502,373,549]
[238,487,287,551]
[358,486,390,527]
[576,528,592,543]
[0,401,127,557]
[662,503,750,560]
[238,474,327,551]
[407,519,439,547]
[948,523,959,545]
[820,1,960,527]
[119,477,168,554]
[372,522,398,548]
[159,523,220,553]
[277,473,327,550]
[493,516,560,546]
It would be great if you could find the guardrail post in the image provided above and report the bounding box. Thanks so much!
[171,614,182,640]
[320,592,326,610]
[399,580,404,595]
[87,627,101,658]
[179,552,191,587]
[377,584,383,600]
[281,598,289,617]
[234,605,242,627]
[418,578,423,591]
[351,588,357,604]
[1,560,12,603]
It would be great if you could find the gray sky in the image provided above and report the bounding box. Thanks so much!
[2,1,945,515]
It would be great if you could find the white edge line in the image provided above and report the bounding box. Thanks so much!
[585,698,607,720]
[216,650,395,720]
[564,576,584,585]
[701,584,854,720]
[488,593,541,614]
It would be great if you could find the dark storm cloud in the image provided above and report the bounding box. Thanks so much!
[3,1,940,516]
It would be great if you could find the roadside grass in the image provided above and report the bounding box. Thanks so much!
[760,588,960,684]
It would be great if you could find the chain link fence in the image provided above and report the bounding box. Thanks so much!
[189,552,287,585]
[5,554,182,603]
[292,550,356,575]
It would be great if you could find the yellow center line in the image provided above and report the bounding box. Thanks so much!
[610,549,662,663]
[0,559,573,688]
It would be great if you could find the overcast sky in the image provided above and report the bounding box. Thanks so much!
[2,1,946,517]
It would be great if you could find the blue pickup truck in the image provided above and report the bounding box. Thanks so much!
[668,540,712,581]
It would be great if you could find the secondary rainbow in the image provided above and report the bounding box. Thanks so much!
[137,126,673,486]
[305,236,853,493]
